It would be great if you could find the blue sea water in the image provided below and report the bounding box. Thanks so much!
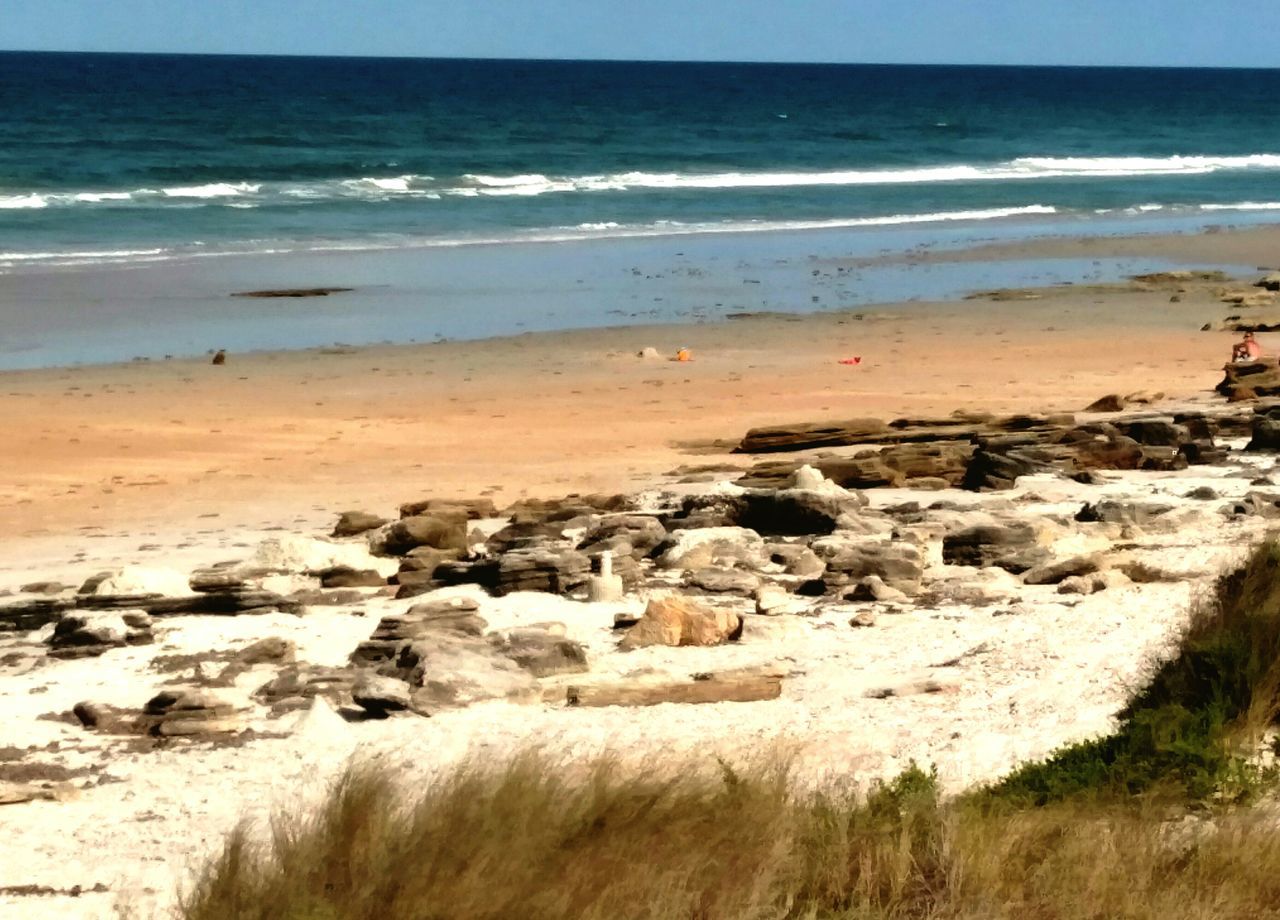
[5,53,1280,271]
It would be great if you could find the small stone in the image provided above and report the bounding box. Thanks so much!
[849,611,877,627]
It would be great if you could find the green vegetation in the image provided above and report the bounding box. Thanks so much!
[987,539,1280,806]
[179,541,1280,920]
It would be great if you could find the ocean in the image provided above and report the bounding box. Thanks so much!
[4,53,1280,272]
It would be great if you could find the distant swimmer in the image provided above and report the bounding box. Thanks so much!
[1232,331,1263,362]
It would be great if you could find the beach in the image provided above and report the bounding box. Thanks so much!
[10,48,1280,916]
[2,223,1269,547]
[6,215,1280,917]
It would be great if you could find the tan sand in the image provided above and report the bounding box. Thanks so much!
[0,228,1263,543]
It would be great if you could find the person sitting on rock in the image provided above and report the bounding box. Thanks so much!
[1232,331,1263,362]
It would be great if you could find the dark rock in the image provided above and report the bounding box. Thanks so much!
[1115,417,1188,447]
[1076,500,1172,526]
[399,498,498,520]
[0,598,73,632]
[19,581,71,596]
[1248,410,1280,451]
[320,566,387,588]
[1022,555,1102,586]
[1085,394,1126,412]
[736,418,890,453]
[350,597,487,668]
[495,547,591,596]
[577,515,667,559]
[1185,486,1220,501]
[352,674,412,717]
[47,611,154,658]
[820,542,924,594]
[234,636,297,666]
[1224,492,1280,519]
[376,514,468,556]
[1218,360,1280,401]
[942,523,1038,568]
[433,559,502,592]
[486,520,568,554]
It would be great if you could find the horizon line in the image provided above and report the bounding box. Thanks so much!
[0,47,1276,72]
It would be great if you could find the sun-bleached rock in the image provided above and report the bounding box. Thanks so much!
[88,566,190,599]
[237,535,398,578]
[619,594,743,649]
[657,527,769,571]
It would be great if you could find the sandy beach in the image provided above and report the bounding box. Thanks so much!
[4,223,1280,918]
[3,224,1268,548]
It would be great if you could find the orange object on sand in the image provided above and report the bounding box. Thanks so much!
[838,356,862,365]
[675,348,692,362]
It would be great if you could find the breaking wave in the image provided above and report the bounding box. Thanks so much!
[6,153,1280,210]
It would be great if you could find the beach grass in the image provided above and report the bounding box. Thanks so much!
[177,541,1280,920]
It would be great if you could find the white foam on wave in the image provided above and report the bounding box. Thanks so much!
[161,182,260,199]
[0,194,48,209]
[10,152,1280,211]
[1200,201,1280,212]
[74,191,133,203]
[0,247,167,262]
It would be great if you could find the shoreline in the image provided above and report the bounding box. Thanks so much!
[0,217,1270,371]
[2,225,1270,548]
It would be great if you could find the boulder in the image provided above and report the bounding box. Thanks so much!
[0,598,74,633]
[46,611,153,658]
[577,515,667,559]
[754,584,792,615]
[736,418,890,453]
[489,625,589,677]
[233,636,297,666]
[350,596,486,667]
[737,488,865,536]
[941,523,1038,569]
[1022,555,1102,586]
[351,674,412,717]
[144,688,244,736]
[374,514,468,556]
[1248,409,1280,451]
[1224,491,1280,519]
[85,566,189,599]
[619,595,743,649]
[819,542,924,594]
[495,546,591,595]
[238,535,395,577]
[657,527,769,571]
[332,511,389,538]
[1085,394,1126,413]
[1218,360,1280,401]
[765,543,826,578]
[1075,500,1172,526]
[395,636,539,711]
[683,567,762,597]
[399,497,498,520]
[846,575,908,603]
[320,566,387,589]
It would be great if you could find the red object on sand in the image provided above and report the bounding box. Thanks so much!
[838,357,862,365]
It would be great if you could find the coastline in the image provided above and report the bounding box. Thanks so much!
[1,222,1269,550]
[5,221,1280,918]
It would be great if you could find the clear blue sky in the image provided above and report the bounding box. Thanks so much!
[2,0,1277,68]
